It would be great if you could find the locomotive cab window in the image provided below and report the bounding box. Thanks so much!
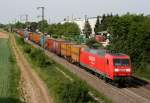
[113,59,129,66]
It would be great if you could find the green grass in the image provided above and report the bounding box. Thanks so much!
[15,34,112,103]
[0,39,11,98]
[0,38,21,103]
[134,64,150,80]
[0,28,4,32]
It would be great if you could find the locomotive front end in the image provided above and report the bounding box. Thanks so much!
[113,56,132,82]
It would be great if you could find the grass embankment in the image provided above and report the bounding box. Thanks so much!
[15,35,112,103]
[0,37,21,103]
[134,65,150,80]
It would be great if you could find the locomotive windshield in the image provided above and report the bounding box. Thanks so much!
[113,59,129,66]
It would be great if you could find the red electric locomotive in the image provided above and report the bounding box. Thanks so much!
[80,48,132,82]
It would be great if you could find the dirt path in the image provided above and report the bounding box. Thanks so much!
[8,33,52,103]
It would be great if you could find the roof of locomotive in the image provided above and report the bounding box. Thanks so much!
[82,48,129,57]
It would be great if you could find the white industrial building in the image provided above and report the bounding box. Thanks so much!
[61,16,102,36]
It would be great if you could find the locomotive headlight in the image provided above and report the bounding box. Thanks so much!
[114,68,119,72]
[126,69,131,72]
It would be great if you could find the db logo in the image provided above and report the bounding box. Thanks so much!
[89,56,95,65]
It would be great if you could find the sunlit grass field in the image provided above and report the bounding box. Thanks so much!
[0,38,21,103]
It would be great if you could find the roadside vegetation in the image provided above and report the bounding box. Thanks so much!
[15,35,112,103]
[0,38,21,103]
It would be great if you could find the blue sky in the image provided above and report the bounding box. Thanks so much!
[0,0,150,24]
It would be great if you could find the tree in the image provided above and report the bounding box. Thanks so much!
[38,20,48,33]
[94,16,101,34]
[0,23,5,28]
[29,22,38,32]
[100,14,107,31]
[14,22,26,29]
[63,22,80,36]
[83,20,92,38]
[45,22,80,38]
[98,14,114,32]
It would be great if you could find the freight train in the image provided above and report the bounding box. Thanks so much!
[16,29,132,83]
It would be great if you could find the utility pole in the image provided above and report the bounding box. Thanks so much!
[37,6,45,34]
[42,7,44,21]
[19,14,29,29]
[84,15,87,21]
[25,14,29,23]
[19,15,22,22]
[24,14,29,31]
[13,18,17,24]
[49,17,51,24]
[37,7,45,22]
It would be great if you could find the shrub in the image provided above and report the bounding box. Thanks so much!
[16,37,25,45]
[135,63,150,79]
[29,48,54,67]
[36,52,54,67]
[29,48,41,59]
[23,44,31,54]
[58,81,91,103]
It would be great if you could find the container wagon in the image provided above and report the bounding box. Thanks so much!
[70,45,86,63]
[24,31,29,40]
[29,32,33,41]
[17,30,24,37]
[61,42,74,59]
[46,38,55,52]
[40,35,46,47]
[54,39,66,55]
[32,33,41,44]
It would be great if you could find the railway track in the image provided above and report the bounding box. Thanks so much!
[25,38,150,103]
[123,76,150,100]
[131,76,150,90]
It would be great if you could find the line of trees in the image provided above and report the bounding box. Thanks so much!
[45,22,80,38]
[3,20,80,38]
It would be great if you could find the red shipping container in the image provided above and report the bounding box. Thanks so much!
[32,33,41,44]
[29,32,33,41]
[54,39,66,55]
[46,38,55,52]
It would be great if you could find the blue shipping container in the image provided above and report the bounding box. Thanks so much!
[24,30,29,38]
[40,35,46,46]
